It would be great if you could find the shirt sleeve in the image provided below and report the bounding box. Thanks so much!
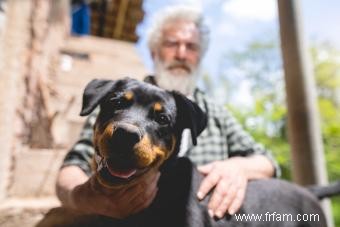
[221,109,281,178]
[61,109,98,176]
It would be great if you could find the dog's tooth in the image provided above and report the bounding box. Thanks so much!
[95,153,105,171]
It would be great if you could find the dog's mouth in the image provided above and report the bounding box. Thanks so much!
[95,154,151,186]
[94,132,172,187]
[100,164,148,184]
[105,158,150,180]
[106,164,137,179]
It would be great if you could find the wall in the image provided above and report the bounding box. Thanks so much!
[0,0,69,201]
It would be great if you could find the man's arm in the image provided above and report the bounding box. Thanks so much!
[228,154,275,180]
[56,165,88,210]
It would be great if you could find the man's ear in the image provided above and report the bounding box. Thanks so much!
[80,79,119,116]
[172,91,207,145]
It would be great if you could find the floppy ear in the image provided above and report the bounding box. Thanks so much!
[172,91,207,145]
[80,79,118,116]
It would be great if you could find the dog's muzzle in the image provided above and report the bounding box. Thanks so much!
[94,122,171,187]
[95,122,149,183]
[97,122,143,166]
[108,122,142,152]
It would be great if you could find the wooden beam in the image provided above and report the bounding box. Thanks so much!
[113,0,129,39]
[277,0,327,187]
[277,0,333,226]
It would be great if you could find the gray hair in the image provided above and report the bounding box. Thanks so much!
[147,5,210,57]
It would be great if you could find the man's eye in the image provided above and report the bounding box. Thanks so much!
[155,113,170,125]
[163,40,178,48]
[187,43,200,52]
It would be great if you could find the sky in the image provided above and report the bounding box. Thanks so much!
[135,0,340,105]
[137,0,340,69]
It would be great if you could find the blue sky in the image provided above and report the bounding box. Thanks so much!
[302,0,340,46]
[135,0,340,105]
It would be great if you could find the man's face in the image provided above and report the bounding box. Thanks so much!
[156,20,201,75]
[153,20,202,95]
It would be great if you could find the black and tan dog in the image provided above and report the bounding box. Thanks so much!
[83,77,207,191]
[37,77,207,227]
[38,78,329,227]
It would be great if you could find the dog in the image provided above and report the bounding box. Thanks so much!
[85,78,207,191]
[37,78,329,227]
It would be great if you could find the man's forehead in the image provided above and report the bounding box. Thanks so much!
[162,20,199,42]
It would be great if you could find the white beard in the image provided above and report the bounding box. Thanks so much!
[154,57,200,96]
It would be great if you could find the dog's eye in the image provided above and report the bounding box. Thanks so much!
[110,97,129,110]
[155,113,170,125]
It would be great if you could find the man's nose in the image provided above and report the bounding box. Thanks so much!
[175,44,188,60]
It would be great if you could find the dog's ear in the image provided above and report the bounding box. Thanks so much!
[172,91,207,145]
[143,75,157,86]
[80,79,118,116]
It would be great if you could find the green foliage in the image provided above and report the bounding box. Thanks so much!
[311,44,340,182]
[227,102,292,180]
[311,44,340,96]
[219,40,340,225]
[332,198,340,225]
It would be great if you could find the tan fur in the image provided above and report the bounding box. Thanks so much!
[134,135,163,167]
[95,123,115,158]
[153,102,163,112]
[124,91,134,101]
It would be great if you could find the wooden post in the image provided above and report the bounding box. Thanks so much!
[113,0,129,39]
[277,0,333,226]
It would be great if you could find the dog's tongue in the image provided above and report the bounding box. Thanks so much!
[107,166,137,179]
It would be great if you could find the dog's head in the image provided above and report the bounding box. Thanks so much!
[80,78,207,188]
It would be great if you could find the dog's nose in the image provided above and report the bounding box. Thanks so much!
[109,124,141,152]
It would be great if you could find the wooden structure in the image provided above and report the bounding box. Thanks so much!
[90,0,144,42]
[0,0,146,208]
[277,0,333,226]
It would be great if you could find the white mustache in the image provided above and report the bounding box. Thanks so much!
[166,61,193,72]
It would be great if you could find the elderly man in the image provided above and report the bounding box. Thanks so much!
[56,5,280,220]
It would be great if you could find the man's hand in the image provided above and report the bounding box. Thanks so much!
[57,166,160,219]
[197,158,248,219]
[73,171,160,218]
[197,155,275,219]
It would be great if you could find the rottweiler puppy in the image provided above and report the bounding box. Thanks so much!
[80,78,207,191]
[37,78,327,227]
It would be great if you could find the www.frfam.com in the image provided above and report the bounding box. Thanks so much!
[234,212,320,222]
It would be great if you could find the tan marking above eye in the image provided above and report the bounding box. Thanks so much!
[124,91,134,101]
[153,102,163,112]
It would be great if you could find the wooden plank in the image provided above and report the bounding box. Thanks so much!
[113,0,129,39]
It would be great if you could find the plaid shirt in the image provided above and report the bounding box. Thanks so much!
[62,82,281,177]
